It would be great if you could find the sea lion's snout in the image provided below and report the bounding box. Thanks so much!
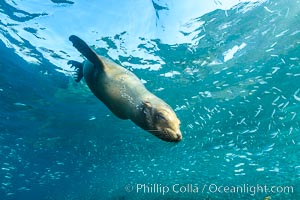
[159,127,182,143]
[176,132,182,141]
[148,125,182,143]
[170,130,182,142]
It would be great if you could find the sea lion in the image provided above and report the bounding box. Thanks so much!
[68,35,182,142]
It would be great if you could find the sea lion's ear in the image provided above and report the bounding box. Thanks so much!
[142,101,152,114]
[142,101,153,127]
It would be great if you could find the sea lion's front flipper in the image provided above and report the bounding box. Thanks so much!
[69,35,104,71]
[68,60,83,82]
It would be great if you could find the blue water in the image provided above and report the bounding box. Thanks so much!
[0,0,299,199]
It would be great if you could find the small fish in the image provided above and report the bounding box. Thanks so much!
[13,102,33,109]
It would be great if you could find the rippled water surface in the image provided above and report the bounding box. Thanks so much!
[0,0,299,199]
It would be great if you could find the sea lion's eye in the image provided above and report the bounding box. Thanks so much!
[156,113,166,121]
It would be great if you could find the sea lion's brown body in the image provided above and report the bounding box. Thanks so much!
[68,35,182,142]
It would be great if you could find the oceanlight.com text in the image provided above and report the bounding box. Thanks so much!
[124,183,294,196]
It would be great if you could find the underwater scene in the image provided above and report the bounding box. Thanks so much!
[0,0,299,199]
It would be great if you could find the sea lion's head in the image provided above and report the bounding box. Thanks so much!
[142,101,182,142]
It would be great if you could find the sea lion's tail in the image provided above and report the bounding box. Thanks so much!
[69,35,99,65]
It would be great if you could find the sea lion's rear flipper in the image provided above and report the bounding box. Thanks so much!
[68,60,83,82]
[69,35,104,71]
